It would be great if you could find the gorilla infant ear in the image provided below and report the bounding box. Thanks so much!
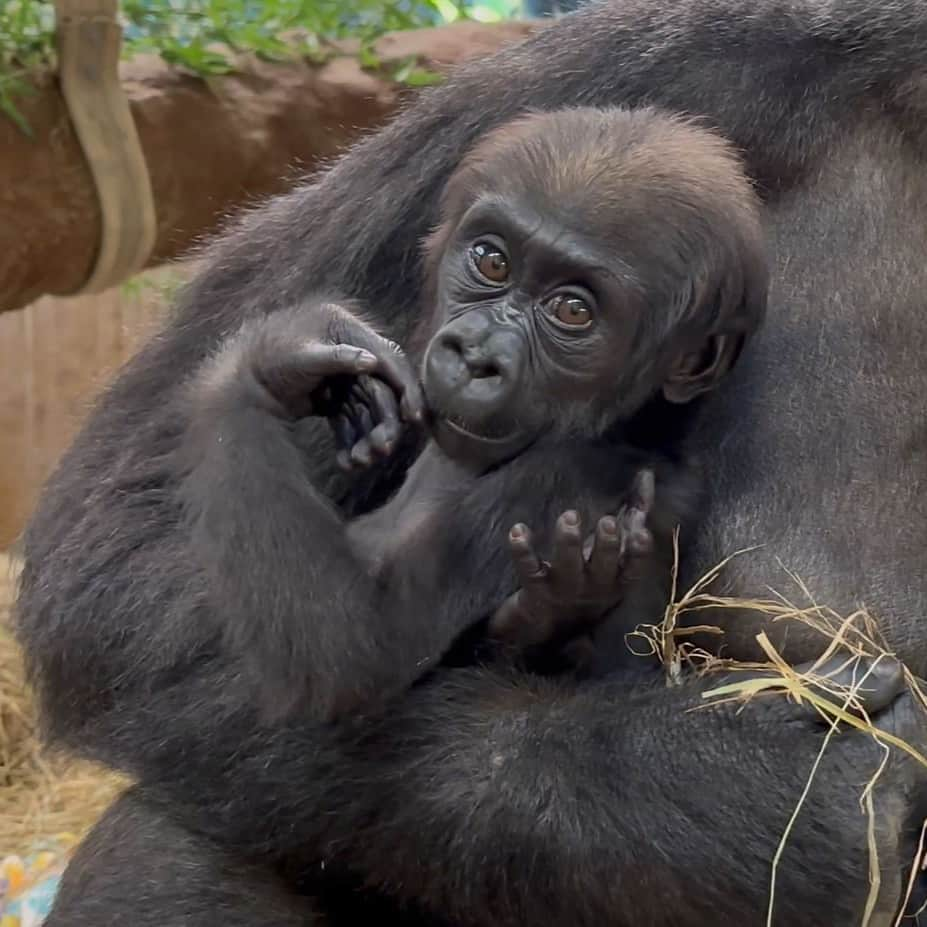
[418,105,768,459]
[662,332,747,404]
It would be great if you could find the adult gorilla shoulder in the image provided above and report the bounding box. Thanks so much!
[17,1,927,925]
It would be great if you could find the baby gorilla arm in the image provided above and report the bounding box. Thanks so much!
[181,302,608,719]
[178,301,453,720]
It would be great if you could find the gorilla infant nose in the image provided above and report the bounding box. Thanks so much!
[435,330,504,381]
[425,324,523,411]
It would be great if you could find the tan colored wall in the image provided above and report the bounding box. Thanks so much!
[0,268,185,549]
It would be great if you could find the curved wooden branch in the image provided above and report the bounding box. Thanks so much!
[54,0,158,294]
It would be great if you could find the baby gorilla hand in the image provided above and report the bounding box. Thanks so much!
[232,302,425,469]
[489,470,655,658]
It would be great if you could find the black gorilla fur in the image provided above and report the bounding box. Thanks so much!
[176,106,767,716]
[16,2,927,925]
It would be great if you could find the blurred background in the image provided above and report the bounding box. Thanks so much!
[0,3,590,920]
[0,0,593,552]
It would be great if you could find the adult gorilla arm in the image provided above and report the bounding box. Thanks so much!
[16,0,927,922]
[124,666,925,927]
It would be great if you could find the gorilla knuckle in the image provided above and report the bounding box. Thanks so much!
[330,343,358,365]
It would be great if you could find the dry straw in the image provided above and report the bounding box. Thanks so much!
[0,552,126,858]
[627,537,927,927]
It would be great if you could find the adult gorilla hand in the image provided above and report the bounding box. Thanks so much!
[710,653,927,921]
[216,301,426,469]
[724,652,911,724]
[759,655,927,923]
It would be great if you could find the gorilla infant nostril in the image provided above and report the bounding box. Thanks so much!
[439,331,463,356]
[469,359,501,380]
[426,334,468,386]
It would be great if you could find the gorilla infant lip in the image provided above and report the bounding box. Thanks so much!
[422,320,532,466]
[425,400,532,468]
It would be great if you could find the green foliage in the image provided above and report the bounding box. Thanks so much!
[120,267,188,301]
[467,0,521,21]
[0,1,485,76]
[0,0,518,128]
[0,1,55,69]
[392,55,446,86]
[0,1,55,133]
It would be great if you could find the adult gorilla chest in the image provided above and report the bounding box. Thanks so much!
[680,136,927,674]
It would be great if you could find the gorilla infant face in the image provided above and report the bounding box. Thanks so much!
[423,199,643,464]
[420,107,768,470]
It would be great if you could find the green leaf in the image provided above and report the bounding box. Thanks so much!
[358,43,381,70]
[396,64,444,86]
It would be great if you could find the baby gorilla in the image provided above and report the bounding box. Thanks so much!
[183,106,769,718]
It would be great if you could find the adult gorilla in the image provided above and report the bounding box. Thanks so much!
[16,0,927,924]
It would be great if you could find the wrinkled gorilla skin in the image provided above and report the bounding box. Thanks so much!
[16,1,927,925]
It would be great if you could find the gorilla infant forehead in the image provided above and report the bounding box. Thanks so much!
[434,106,764,280]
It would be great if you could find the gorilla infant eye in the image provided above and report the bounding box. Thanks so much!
[546,293,593,329]
[471,241,509,283]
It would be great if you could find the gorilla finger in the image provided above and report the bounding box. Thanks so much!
[367,423,397,458]
[355,402,375,441]
[332,413,357,453]
[627,524,654,558]
[552,511,584,587]
[363,337,426,425]
[398,383,427,427]
[350,437,376,470]
[300,342,378,376]
[588,516,623,586]
[341,399,365,442]
[362,377,402,451]
[346,385,391,454]
[338,402,370,468]
[630,468,656,515]
[253,344,371,414]
[349,380,371,407]
[728,654,907,725]
[508,525,546,583]
[622,506,654,557]
[348,381,375,419]
[581,532,595,561]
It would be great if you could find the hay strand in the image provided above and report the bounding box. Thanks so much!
[0,552,126,857]
[631,537,927,927]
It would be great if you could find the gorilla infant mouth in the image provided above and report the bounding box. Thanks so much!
[422,391,536,468]
[439,411,520,443]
